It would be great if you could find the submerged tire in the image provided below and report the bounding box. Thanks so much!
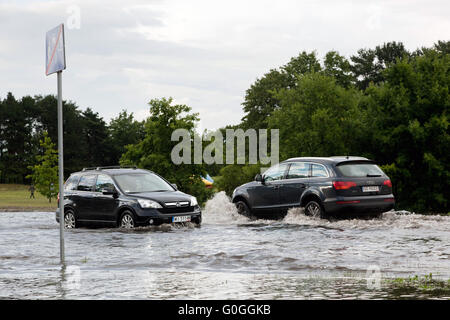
[304,200,325,219]
[235,200,253,218]
[192,215,202,227]
[119,211,136,229]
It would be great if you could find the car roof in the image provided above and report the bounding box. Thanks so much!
[73,167,151,176]
[283,156,372,165]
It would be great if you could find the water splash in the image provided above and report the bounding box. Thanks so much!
[202,191,450,231]
[282,207,450,231]
[202,191,250,224]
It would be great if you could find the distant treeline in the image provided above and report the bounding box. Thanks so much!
[0,41,448,212]
[0,95,145,183]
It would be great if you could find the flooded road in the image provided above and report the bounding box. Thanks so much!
[0,192,449,299]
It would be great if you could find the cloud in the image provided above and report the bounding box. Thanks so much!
[0,0,449,130]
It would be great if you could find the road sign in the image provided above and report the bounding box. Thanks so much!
[46,24,66,76]
[46,23,66,264]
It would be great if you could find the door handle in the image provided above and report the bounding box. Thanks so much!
[272,185,281,189]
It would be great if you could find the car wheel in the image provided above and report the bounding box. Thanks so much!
[235,201,253,218]
[305,200,325,218]
[192,215,202,227]
[64,210,77,229]
[119,211,135,229]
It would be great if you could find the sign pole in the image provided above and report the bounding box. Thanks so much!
[46,23,66,264]
[57,70,65,264]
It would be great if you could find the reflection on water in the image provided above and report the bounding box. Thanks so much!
[0,191,449,299]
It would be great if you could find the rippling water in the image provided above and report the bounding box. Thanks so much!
[0,191,449,299]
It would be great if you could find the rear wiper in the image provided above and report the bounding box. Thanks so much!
[366,174,382,177]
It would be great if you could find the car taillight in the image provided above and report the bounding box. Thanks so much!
[383,180,392,188]
[333,181,357,190]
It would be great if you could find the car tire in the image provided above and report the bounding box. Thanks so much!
[64,209,77,229]
[304,200,325,219]
[192,215,202,227]
[235,201,253,218]
[119,210,136,229]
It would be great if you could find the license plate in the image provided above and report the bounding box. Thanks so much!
[172,215,191,223]
[362,186,379,192]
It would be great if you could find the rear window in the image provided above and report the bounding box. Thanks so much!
[336,162,384,177]
[64,174,80,191]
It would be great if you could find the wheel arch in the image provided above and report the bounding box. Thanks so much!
[232,195,251,208]
[116,205,137,225]
[300,190,323,207]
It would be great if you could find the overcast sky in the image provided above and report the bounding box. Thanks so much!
[1,0,449,130]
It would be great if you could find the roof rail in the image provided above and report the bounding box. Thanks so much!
[82,165,137,171]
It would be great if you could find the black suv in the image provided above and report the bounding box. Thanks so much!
[232,157,395,219]
[56,166,201,228]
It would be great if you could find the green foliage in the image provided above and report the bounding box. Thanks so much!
[26,132,58,203]
[120,97,212,205]
[386,273,450,297]
[350,41,410,90]
[241,51,321,129]
[0,93,37,183]
[215,164,261,196]
[268,72,364,160]
[323,51,354,88]
[109,110,145,165]
[364,50,449,212]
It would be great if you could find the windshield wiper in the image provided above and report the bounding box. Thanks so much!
[366,174,382,177]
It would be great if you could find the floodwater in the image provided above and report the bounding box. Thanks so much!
[0,191,449,299]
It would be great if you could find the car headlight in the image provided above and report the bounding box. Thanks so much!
[137,199,162,209]
[190,196,198,206]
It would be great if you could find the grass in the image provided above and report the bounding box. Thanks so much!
[385,273,450,297]
[0,184,57,211]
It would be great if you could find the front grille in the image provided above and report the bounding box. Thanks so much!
[164,201,190,207]
[159,206,194,214]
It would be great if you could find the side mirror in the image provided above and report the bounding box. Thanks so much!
[171,183,178,190]
[102,187,117,196]
[255,174,264,183]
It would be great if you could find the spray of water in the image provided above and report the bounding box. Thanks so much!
[202,191,450,231]
[202,191,251,224]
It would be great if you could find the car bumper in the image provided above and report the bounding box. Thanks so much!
[134,205,202,225]
[323,195,395,215]
[55,206,202,225]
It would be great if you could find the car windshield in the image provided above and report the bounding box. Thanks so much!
[114,173,174,193]
[336,162,385,177]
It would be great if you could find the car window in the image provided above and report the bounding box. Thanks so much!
[336,163,384,177]
[64,174,80,191]
[95,174,115,192]
[286,162,310,179]
[263,163,288,182]
[114,173,174,193]
[77,175,96,192]
[311,164,328,177]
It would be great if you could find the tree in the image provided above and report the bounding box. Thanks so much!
[120,98,212,205]
[350,41,410,90]
[81,108,113,166]
[0,93,37,183]
[241,51,321,129]
[323,51,354,88]
[109,110,145,164]
[268,72,364,160]
[34,95,88,176]
[27,132,58,202]
[364,49,449,212]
